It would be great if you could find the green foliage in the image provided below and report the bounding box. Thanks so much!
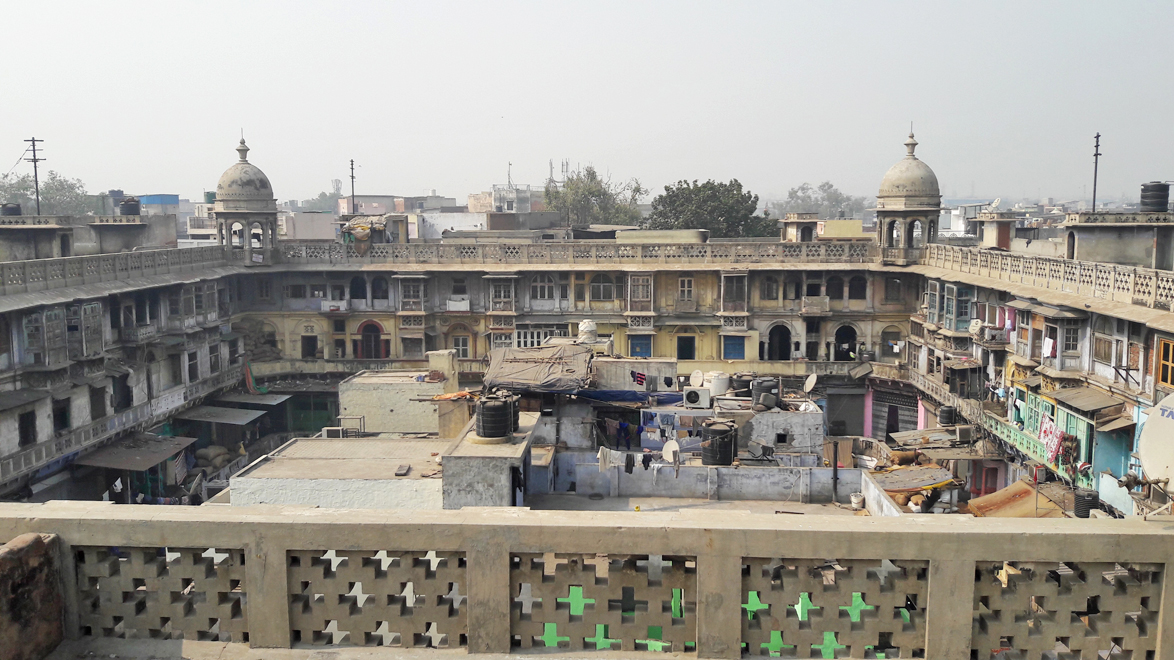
[644,178,773,238]
[771,181,867,219]
[544,166,645,226]
[0,171,90,215]
[303,179,344,213]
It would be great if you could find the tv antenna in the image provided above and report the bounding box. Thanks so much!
[24,138,45,214]
[349,159,356,214]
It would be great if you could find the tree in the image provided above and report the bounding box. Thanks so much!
[0,171,90,215]
[303,179,344,213]
[643,179,773,238]
[544,166,646,226]
[770,181,868,219]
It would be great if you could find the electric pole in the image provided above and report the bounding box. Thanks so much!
[349,159,356,215]
[1092,133,1101,212]
[24,138,44,214]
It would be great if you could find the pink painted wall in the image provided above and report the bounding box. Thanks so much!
[917,398,928,429]
[863,389,874,438]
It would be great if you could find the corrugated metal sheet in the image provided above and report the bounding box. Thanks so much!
[968,478,1066,518]
[1050,386,1124,412]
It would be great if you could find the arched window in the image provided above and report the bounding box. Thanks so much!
[784,276,802,300]
[250,222,264,249]
[826,276,844,300]
[371,277,389,300]
[886,221,899,248]
[531,274,555,300]
[230,222,245,248]
[881,325,903,358]
[848,276,867,300]
[358,321,385,359]
[349,276,367,300]
[590,274,614,301]
[907,220,923,248]
[760,276,779,301]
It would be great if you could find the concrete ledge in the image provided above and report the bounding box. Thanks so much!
[1,532,63,660]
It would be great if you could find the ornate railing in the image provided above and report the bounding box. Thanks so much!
[0,246,232,297]
[1,502,1171,657]
[924,244,1174,311]
[279,241,878,266]
[0,365,243,490]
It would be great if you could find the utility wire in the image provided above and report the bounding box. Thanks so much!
[3,146,30,179]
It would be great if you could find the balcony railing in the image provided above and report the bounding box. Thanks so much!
[279,241,878,266]
[247,358,487,379]
[1,502,1170,657]
[0,365,243,491]
[924,243,1174,311]
[0,246,231,297]
[800,295,831,315]
[120,324,159,343]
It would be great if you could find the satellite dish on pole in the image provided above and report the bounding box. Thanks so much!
[803,373,818,394]
[1139,393,1174,484]
[988,198,1002,212]
[663,439,680,463]
[689,370,704,388]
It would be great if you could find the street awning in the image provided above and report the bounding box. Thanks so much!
[74,434,198,472]
[216,393,292,406]
[0,389,50,412]
[1018,375,1043,388]
[1050,386,1124,413]
[175,405,266,425]
[1098,415,1136,433]
[1005,299,1087,319]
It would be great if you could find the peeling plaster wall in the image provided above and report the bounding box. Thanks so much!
[0,533,62,660]
[337,377,443,433]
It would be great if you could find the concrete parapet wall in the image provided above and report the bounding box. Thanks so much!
[0,533,63,660]
[3,490,1174,659]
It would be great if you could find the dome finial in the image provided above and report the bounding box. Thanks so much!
[236,138,249,163]
[904,131,918,158]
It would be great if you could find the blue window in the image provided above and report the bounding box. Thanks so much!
[722,336,745,360]
[629,335,652,357]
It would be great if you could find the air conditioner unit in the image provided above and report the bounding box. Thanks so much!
[683,387,711,409]
[323,427,345,439]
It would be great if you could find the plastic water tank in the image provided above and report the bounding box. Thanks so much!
[119,197,141,216]
[1141,182,1170,213]
[1074,488,1101,518]
[751,378,779,406]
[0,203,21,216]
[938,405,956,426]
[476,398,512,438]
[731,373,754,397]
[700,420,736,466]
[707,372,731,397]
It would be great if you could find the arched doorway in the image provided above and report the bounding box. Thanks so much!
[886,221,899,247]
[357,321,385,359]
[833,325,857,361]
[906,220,923,248]
[799,226,814,242]
[60,234,71,257]
[230,222,244,247]
[350,276,367,300]
[768,324,792,361]
[1067,231,1076,260]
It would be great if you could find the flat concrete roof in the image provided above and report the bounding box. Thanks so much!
[216,393,291,406]
[175,405,267,426]
[236,437,454,481]
[526,493,857,516]
[342,371,432,385]
[448,412,538,459]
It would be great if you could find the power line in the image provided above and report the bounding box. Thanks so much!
[3,146,30,179]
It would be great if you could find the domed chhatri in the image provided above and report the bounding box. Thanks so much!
[877,133,941,210]
[214,139,277,212]
[213,139,279,262]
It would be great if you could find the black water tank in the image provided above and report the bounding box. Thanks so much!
[119,197,140,216]
[476,398,512,438]
[0,203,21,216]
[938,405,956,426]
[731,373,754,397]
[1074,488,1101,519]
[701,420,736,466]
[1141,182,1170,213]
[751,378,779,406]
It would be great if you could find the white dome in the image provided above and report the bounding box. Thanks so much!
[877,133,941,210]
[214,140,276,212]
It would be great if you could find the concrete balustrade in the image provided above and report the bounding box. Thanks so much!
[1,502,1173,659]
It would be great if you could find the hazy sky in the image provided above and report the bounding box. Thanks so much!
[3,1,1172,205]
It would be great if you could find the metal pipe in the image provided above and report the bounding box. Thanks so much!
[832,441,839,502]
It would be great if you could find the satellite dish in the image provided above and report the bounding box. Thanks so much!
[689,370,704,388]
[803,373,817,394]
[663,440,680,463]
[1138,393,1174,483]
[989,198,1002,211]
